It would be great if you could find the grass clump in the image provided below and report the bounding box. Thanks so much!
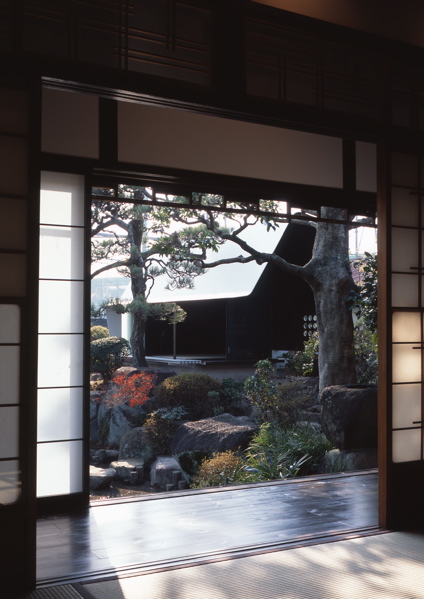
[245,423,332,478]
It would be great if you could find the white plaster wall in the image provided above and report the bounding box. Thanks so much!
[118,102,343,188]
[356,142,377,193]
[42,88,99,159]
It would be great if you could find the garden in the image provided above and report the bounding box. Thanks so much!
[89,306,378,500]
[89,191,378,499]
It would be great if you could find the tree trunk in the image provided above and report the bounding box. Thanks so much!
[313,280,356,391]
[301,207,357,391]
[129,218,148,368]
[131,310,148,368]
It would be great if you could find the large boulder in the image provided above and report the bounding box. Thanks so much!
[119,426,156,465]
[170,413,258,455]
[320,384,378,450]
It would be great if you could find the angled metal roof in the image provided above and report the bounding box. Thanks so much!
[127,222,288,303]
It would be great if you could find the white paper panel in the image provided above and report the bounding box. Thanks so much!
[391,188,417,227]
[392,343,422,383]
[37,334,84,388]
[0,136,28,196]
[393,429,422,463]
[0,305,20,343]
[0,407,19,459]
[392,274,419,307]
[0,254,26,296]
[38,280,84,334]
[0,346,20,405]
[393,384,422,429]
[392,312,421,343]
[0,460,20,505]
[37,441,83,497]
[118,102,343,188]
[40,172,85,227]
[391,228,418,272]
[0,199,27,250]
[37,388,83,442]
[39,226,84,281]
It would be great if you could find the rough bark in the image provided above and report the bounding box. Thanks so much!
[301,207,357,390]
[199,206,358,391]
[129,218,148,368]
[130,312,147,368]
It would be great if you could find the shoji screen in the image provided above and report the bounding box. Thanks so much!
[390,153,424,463]
[0,88,29,506]
[37,172,85,497]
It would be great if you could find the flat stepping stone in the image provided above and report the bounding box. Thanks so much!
[89,465,116,491]
[110,459,145,482]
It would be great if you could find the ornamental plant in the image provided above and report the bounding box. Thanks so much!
[244,359,279,422]
[191,451,247,488]
[90,336,130,380]
[105,370,156,408]
[153,373,221,420]
[144,406,188,454]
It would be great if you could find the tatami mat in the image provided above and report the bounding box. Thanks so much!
[74,532,424,599]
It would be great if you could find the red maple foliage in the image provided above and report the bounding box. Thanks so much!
[106,371,156,408]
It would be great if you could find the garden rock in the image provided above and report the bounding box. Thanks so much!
[320,384,377,449]
[104,449,119,462]
[107,405,135,448]
[119,426,156,465]
[170,413,258,455]
[90,394,100,420]
[97,402,146,449]
[319,448,378,473]
[89,465,116,491]
[150,456,182,490]
[110,459,145,482]
[90,419,100,445]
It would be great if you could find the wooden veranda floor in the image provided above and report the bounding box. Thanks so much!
[36,470,379,587]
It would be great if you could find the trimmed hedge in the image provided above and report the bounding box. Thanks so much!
[153,373,221,420]
[90,325,110,341]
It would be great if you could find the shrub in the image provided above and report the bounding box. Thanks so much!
[90,325,110,341]
[90,336,130,380]
[176,450,212,479]
[285,333,319,377]
[244,359,278,422]
[354,324,378,385]
[191,451,247,488]
[245,423,332,478]
[244,360,314,426]
[273,380,315,426]
[144,407,188,454]
[105,370,156,408]
[153,373,221,420]
[207,377,246,416]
